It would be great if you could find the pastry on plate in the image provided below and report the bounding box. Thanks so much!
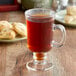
[0,21,13,31]
[64,6,76,24]
[0,28,16,39]
[12,22,26,37]
[67,6,76,16]
[64,15,76,24]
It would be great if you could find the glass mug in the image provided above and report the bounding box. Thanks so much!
[25,8,66,71]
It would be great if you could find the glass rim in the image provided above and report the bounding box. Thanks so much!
[25,8,55,18]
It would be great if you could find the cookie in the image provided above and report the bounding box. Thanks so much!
[0,21,13,31]
[67,6,76,16]
[64,15,76,24]
[12,22,26,37]
[0,28,16,39]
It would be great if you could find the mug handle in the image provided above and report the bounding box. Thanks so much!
[52,24,66,48]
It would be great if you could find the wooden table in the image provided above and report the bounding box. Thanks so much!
[0,11,76,76]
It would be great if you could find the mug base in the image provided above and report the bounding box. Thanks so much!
[26,60,53,71]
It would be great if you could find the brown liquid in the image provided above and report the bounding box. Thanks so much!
[33,53,47,60]
[26,15,54,52]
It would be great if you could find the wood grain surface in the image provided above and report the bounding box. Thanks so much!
[0,11,76,76]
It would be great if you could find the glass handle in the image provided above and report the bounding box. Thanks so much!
[52,24,66,48]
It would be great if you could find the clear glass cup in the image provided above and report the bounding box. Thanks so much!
[57,0,76,11]
[25,8,66,71]
[68,0,76,6]
[57,0,68,11]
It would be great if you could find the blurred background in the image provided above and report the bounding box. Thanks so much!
[0,0,70,12]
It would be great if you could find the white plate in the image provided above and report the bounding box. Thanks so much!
[0,24,27,42]
[55,10,76,27]
[0,37,27,42]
